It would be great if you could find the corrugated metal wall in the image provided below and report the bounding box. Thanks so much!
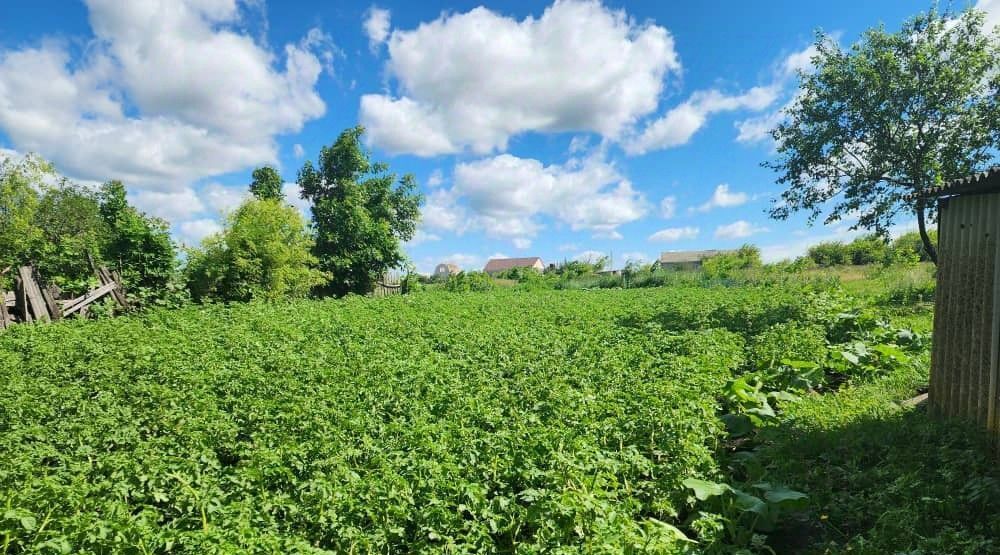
[930,192,1000,433]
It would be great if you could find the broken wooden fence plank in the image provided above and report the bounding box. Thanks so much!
[14,276,31,323]
[36,271,62,321]
[62,282,117,316]
[96,266,128,308]
[17,266,49,322]
[0,290,9,329]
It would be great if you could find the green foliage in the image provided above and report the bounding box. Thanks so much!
[544,257,607,278]
[0,288,760,553]
[890,230,938,263]
[297,127,422,296]
[185,198,326,302]
[702,245,762,279]
[249,166,284,201]
[98,181,182,307]
[807,241,849,267]
[768,6,1000,259]
[443,271,495,292]
[683,477,808,551]
[0,160,178,303]
[845,234,888,265]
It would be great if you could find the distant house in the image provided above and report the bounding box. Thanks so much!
[433,263,460,279]
[483,257,544,275]
[658,250,731,270]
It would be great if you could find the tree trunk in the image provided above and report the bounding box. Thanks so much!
[916,199,938,264]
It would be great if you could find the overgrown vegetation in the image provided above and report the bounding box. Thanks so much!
[2,276,976,553]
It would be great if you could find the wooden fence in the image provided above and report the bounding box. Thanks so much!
[0,265,127,329]
[372,271,403,298]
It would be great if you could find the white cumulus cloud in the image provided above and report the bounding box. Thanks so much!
[695,184,749,212]
[420,152,649,247]
[0,0,332,214]
[360,0,680,156]
[625,86,778,155]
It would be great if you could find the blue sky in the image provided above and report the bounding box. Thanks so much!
[1,0,995,273]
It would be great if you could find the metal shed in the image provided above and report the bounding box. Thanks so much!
[925,167,1000,431]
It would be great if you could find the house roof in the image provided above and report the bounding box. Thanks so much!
[919,166,1000,199]
[483,257,543,273]
[658,250,728,264]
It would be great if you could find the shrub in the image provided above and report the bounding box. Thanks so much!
[185,198,327,302]
[702,245,763,279]
[444,271,495,292]
[808,241,849,266]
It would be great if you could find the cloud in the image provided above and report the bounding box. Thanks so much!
[130,188,205,221]
[412,252,482,274]
[513,238,532,249]
[735,43,823,146]
[293,143,306,158]
[0,0,331,206]
[624,85,778,155]
[177,218,222,246]
[360,0,680,156]
[363,6,391,50]
[714,220,769,239]
[558,243,579,252]
[648,226,699,242]
[422,152,648,247]
[695,184,749,212]
[201,183,248,214]
[406,229,441,246]
[427,169,444,187]
[977,0,1000,31]
[281,182,311,217]
[660,195,677,218]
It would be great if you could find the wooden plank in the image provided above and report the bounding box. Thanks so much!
[17,267,48,322]
[97,266,128,308]
[14,276,31,323]
[109,269,129,309]
[0,289,9,329]
[62,282,117,316]
[37,273,62,321]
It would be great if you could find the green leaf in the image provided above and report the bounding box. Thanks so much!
[647,518,697,543]
[764,486,809,508]
[19,515,37,531]
[683,478,731,500]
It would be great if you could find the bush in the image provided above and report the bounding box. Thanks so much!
[702,245,762,279]
[808,241,850,266]
[846,234,890,265]
[891,230,938,263]
[444,271,495,292]
[185,198,327,302]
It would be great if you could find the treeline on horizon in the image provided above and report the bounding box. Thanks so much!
[2,129,938,314]
[0,126,422,311]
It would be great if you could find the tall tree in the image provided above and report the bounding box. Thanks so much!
[297,126,422,295]
[250,166,284,201]
[766,7,1000,263]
